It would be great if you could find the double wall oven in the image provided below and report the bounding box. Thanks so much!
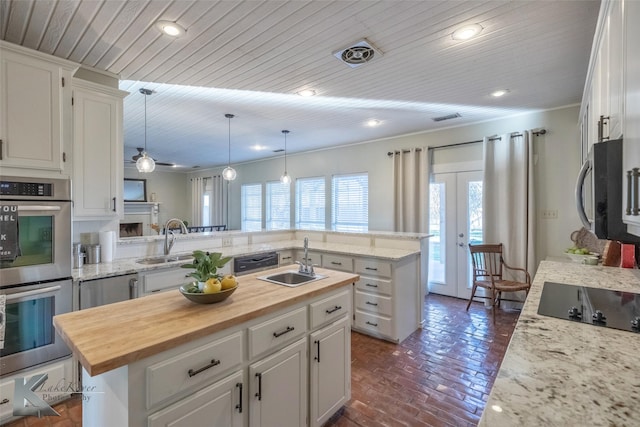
[0,176,72,377]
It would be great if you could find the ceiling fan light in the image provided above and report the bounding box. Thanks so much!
[222,166,237,181]
[136,153,156,173]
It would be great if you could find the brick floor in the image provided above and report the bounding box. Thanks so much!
[2,294,518,427]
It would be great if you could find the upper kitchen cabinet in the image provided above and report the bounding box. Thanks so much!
[72,78,128,219]
[622,0,640,234]
[0,41,77,174]
[579,0,625,159]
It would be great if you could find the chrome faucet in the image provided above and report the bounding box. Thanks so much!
[295,236,315,276]
[163,218,188,255]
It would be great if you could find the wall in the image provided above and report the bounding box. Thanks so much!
[184,105,582,268]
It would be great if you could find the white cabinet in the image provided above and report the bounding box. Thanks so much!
[148,370,243,427]
[322,254,354,273]
[352,256,421,343]
[278,250,294,266]
[623,0,640,234]
[72,78,127,219]
[309,316,350,427]
[138,265,191,296]
[249,338,307,427]
[0,41,76,173]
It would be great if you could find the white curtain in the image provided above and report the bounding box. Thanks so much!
[483,131,536,307]
[211,175,225,226]
[392,148,430,232]
[191,177,205,226]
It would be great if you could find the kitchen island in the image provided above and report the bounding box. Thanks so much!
[479,260,640,426]
[54,266,358,427]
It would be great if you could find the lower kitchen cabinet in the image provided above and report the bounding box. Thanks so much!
[249,338,307,427]
[309,316,350,427]
[138,265,191,296]
[148,370,244,427]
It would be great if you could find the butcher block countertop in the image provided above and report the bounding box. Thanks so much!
[54,266,358,377]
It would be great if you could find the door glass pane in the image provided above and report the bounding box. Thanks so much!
[0,296,54,356]
[0,215,53,268]
[468,181,483,244]
[428,182,445,283]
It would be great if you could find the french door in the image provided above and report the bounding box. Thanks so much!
[428,170,483,298]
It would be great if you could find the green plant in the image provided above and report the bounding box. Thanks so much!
[181,250,232,282]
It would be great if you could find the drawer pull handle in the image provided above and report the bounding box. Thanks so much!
[365,267,378,271]
[325,305,342,314]
[255,373,262,401]
[365,301,378,306]
[365,283,378,288]
[314,339,320,362]
[188,359,220,377]
[282,256,292,260]
[627,170,633,215]
[366,321,378,327]
[235,383,243,413]
[634,168,640,215]
[273,326,295,338]
[331,261,342,265]
[0,398,9,405]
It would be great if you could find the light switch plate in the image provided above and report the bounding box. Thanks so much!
[222,237,233,247]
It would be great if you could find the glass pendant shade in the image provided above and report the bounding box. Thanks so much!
[223,113,237,181]
[222,166,237,181]
[280,172,291,184]
[136,153,156,173]
[280,129,291,185]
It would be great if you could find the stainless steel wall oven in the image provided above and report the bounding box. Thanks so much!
[0,176,72,377]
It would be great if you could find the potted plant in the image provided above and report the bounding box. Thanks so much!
[181,250,232,284]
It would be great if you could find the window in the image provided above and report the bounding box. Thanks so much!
[331,173,368,232]
[295,177,325,230]
[241,183,262,231]
[266,181,290,230]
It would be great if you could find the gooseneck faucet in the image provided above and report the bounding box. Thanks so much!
[164,218,188,255]
[295,236,315,276]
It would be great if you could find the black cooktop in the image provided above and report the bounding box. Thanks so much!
[537,282,640,334]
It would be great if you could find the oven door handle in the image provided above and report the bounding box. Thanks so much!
[5,285,62,302]
[16,205,62,212]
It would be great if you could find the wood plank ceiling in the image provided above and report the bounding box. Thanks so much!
[0,0,600,170]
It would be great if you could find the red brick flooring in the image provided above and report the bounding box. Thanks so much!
[3,294,518,427]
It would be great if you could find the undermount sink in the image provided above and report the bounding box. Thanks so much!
[135,254,193,265]
[258,270,327,287]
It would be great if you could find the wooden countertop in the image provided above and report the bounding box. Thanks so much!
[54,266,358,377]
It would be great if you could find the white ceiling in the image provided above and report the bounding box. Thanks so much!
[0,0,600,171]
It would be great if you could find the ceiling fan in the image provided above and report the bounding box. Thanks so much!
[127,147,176,167]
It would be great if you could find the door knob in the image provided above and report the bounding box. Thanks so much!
[458,243,464,247]
[458,233,464,238]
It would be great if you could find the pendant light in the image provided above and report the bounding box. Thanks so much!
[280,130,291,185]
[136,88,156,173]
[222,113,237,181]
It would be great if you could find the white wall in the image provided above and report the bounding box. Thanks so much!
[185,105,582,267]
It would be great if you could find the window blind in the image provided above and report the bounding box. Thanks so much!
[241,183,262,231]
[266,181,290,230]
[295,177,325,230]
[331,173,368,232]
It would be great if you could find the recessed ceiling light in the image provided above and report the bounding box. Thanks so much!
[297,89,316,97]
[251,144,267,151]
[452,24,483,40]
[491,89,510,97]
[156,21,186,37]
[366,119,381,127]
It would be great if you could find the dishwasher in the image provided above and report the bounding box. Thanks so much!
[79,273,138,309]
[233,252,279,276]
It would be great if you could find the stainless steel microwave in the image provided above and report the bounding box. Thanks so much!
[576,139,640,243]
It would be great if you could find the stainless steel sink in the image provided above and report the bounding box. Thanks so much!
[258,271,327,287]
[135,254,193,265]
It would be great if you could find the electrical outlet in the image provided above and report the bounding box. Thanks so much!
[222,237,233,247]
[541,209,558,219]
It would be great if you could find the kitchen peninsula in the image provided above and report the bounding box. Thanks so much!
[54,266,358,427]
[479,260,640,426]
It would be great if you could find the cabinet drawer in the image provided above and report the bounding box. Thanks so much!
[355,258,391,278]
[354,276,392,296]
[310,290,350,329]
[249,307,307,359]
[354,290,392,316]
[146,331,243,408]
[322,254,354,272]
[296,251,322,267]
[141,267,190,294]
[354,310,392,338]
[279,250,294,266]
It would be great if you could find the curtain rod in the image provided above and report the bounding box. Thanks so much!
[386,129,546,156]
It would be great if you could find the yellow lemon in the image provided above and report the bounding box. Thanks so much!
[220,274,238,290]
[203,278,222,293]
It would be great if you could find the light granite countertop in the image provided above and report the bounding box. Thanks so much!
[74,239,421,281]
[479,260,640,426]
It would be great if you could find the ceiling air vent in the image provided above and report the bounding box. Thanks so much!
[432,113,461,122]
[333,39,382,68]
[273,149,284,153]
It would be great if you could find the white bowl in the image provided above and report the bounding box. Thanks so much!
[565,252,599,263]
